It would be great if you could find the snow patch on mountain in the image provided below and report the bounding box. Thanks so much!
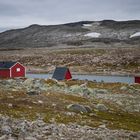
[83,24,92,27]
[130,32,140,38]
[84,32,101,38]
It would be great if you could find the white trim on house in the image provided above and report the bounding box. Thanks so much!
[9,62,25,70]
[24,66,26,77]
[10,69,12,78]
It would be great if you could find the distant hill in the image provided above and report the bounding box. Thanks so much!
[0,20,140,48]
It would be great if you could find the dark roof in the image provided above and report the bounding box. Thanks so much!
[0,61,17,69]
[52,67,69,80]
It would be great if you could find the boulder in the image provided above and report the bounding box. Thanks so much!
[24,136,37,140]
[84,106,92,113]
[26,90,40,96]
[82,88,93,96]
[0,135,7,140]
[1,125,12,135]
[93,89,108,94]
[70,85,83,93]
[56,81,67,87]
[7,79,17,84]
[70,85,93,96]
[120,86,128,91]
[23,78,34,86]
[38,100,43,104]
[67,104,92,113]
[116,101,123,106]
[96,104,108,112]
[34,79,46,87]
[99,124,106,128]
[97,89,108,94]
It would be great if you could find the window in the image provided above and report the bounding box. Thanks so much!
[17,68,20,72]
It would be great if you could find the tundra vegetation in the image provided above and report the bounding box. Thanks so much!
[0,78,140,139]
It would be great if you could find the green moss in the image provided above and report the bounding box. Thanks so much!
[96,111,140,131]
[56,113,80,124]
[45,79,57,86]
[51,93,89,103]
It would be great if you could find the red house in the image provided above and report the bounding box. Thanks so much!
[52,67,72,80]
[0,61,25,78]
[135,76,140,84]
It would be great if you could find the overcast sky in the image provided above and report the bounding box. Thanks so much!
[0,0,140,32]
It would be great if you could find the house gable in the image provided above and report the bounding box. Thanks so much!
[10,63,25,78]
[135,77,140,84]
[52,67,72,80]
[65,69,72,80]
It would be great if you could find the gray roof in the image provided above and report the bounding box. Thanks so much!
[52,67,69,80]
[0,61,17,69]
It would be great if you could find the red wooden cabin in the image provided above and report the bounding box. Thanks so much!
[52,67,72,80]
[0,62,25,78]
[135,76,140,84]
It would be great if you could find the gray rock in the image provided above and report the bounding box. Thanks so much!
[56,81,67,87]
[94,89,108,94]
[125,105,139,113]
[34,79,45,88]
[0,135,7,140]
[23,78,34,86]
[25,136,37,140]
[26,90,40,95]
[99,124,106,128]
[120,86,128,91]
[84,106,92,113]
[82,88,93,96]
[70,85,93,96]
[116,101,123,106]
[6,137,15,140]
[70,85,83,93]
[1,125,12,135]
[96,104,108,111]
[67,104,91,113]
[35,119,46,127]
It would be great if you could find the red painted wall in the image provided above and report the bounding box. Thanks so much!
[0,69,10,78]
[135,77,140,84]
[11,63,25,78]
[65,70,72,80]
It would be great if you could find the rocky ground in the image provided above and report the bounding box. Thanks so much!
[0,47,140,75]
[0,116,140,140]
[0,78,140,139]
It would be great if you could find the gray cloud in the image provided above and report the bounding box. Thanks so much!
[0,3,20,16]
[0,0,140,32]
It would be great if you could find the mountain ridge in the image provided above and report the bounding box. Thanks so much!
[0,20,140,48]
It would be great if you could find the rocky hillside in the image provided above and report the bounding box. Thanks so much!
[0,78,140,139]
[0,20,140,48]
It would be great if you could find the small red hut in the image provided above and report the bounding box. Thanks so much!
[135,76,140,84]
[52,67,72,80]
[0,61,25,78]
